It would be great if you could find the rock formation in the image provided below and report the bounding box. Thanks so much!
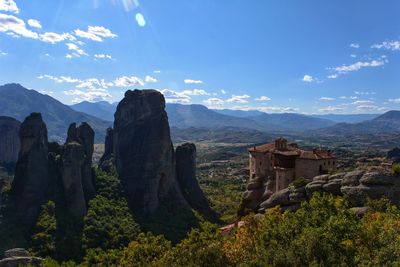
[113,89,189,215]
[99,127,114,172]
[0,248,42,267]
[11,113,49,226]
[242,170,400,214]
[176,143,218,222]
[0,116,20,167]
[61,122,95,217]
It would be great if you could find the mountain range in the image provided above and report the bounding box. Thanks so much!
[0,84,111,142]
[1,83,399,144]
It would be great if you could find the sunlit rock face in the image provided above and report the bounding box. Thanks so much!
[0,116,20,167]
[113,89,188,215]
[11,113,49,226]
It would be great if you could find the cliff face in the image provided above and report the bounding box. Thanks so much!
[99,127,114,172]
[113,89,189,215]
[175,143,218,222]
[61,123,96,217]
[11,113,50,225]
[0,116,20,166]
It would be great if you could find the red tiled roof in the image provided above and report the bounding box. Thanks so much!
[249,141,336,159]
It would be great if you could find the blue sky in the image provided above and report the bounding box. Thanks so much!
[0,0,400,114]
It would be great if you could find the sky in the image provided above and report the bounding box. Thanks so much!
[0,0,400,114]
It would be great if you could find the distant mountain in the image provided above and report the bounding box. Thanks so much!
[312,110,400,136]
[0,84,112,142]
[71,101,338,132]
[165,103,284,132]
[249,113,336,131]
[310,113,380,123]
[71,101,117,121]
[213,109,264,118]
[171,126,273,144]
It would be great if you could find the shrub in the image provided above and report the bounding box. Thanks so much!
[392,163,400,175]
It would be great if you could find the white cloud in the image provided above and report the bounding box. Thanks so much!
[74,26,117,42]
[203,97,224,108]
[350,54,357,58]
[356,105,379,112]
[333,59,385,73]
[226,94,250,103]
[94,54,113,60]
[135,13,146,27]
[0,0,19,13]
[184,79,203,84]
[153,70,161,73]
[160,89,191,104]
[220,89,227,94]
[144,75,157,83]
[114,76,144,87]
[64,89,112,103]
[0,13,38,39]
[327,74,338,79]
[388,98,400,104]
[0,50,7,56]
[255,96,271,101]
[180,89,210,96]
[318,106,345,112]
[319,97,335,101]
[256,106,299,113]
[40,32,75,44]
[66,43,88,57]
[351,100,374,105]
[350,43,360,49]
[302,74,314,82]
[27,19,41,28]
[76,78,113,90]
[371,40,400,51]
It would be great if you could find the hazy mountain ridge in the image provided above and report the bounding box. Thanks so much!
[0,84,112,142]
[311,111,400,136]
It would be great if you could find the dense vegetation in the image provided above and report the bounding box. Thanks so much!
[35,193,400,266]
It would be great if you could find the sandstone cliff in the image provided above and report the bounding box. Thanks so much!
[0,116,20,167]
[61,123,96,217]
[113,89,189,215]
[176,143,218,222]
[11,113,49,225]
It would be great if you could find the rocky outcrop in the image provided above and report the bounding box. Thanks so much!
[0,117,20,167]
[61,122,95,217]
[253,170,400,213]
[176,143,218,222]
[113,89,189,215]
[11,113,49,226]
[0,248,42,267]
[99,127,114,172]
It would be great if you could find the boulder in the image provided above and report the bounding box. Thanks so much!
[11,113,49,226]
[0,248,42,267]
[341,170,364,186]
[113,90,188,215]
[0,116,20,167]
[175,143,218,222]
[260,188,291,210]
